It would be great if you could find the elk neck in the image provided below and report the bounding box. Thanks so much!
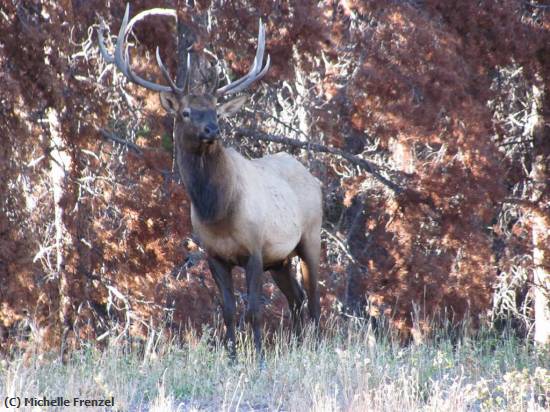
[175,140,237,224]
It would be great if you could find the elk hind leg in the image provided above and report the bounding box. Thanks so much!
[271,259,306,336]
[297,232,321,327]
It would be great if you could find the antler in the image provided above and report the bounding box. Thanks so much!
[98,3,189,94]
[216,19,271,96]
[98,3,269,97]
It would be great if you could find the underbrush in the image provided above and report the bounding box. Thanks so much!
[1,320,549,411]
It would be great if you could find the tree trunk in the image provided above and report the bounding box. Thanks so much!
[531,156,550,346]
[46,107,73,352]
[527,82,550,346]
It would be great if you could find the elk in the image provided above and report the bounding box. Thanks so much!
[98,5,322,357]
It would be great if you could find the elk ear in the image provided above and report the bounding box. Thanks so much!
[218,95,248,118]
[159,92,180,114]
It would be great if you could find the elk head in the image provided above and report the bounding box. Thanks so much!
[98,4,270,152]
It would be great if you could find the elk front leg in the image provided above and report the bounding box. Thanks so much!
[245,253,264,357]
[208,257,236,360]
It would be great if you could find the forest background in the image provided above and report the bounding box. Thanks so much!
[1,0,549,352]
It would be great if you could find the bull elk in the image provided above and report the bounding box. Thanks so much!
[98,4,322,357]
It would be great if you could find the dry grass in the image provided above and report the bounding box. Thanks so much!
[1,320,549,411]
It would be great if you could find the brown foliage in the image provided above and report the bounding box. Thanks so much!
[1,0,549,351]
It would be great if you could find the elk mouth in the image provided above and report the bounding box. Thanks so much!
[199,135,217,145]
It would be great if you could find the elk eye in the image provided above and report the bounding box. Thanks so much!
[181,109,191,119]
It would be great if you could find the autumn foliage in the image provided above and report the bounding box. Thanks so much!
[1,0,549,351]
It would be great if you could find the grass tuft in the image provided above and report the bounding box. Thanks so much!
[1,319,549,411]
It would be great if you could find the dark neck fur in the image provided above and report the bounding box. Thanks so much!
[176,143,235,223]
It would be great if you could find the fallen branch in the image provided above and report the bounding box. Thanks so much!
[503,197,549,210]
[98,127,143,155]
[525,1,550,9]
[498,138,535,147]
[234,127,404,194]
[98,125,404,194]
[97,127,177,181]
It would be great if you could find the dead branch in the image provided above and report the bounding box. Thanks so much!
[498,138,535,147]
[503,197,549,211]
[525,1,550,9]
[98,125,404,194]
[234,127,404,194]
[98,127,178,183]
[98,127,143,155]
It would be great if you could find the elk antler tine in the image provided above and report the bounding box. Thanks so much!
[215,28,263,93]
[216,19,270,95]
[114,3,131,77]
[221,54,270,95]
[210,63,220,93]
[124,43,142,85]
[251,18,266,73]
[182,51,191,94]
[97,19,115,63]
[233,19,265,84]
[124,44,137,83]
[257,53,270,78]
[156,47,184,94]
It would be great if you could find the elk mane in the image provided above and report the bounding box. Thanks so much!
[179,146,237,223]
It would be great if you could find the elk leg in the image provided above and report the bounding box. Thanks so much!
[245,253,264,357]
[297,233,321,327]
[270,259,305,336]
[208,257,236,359]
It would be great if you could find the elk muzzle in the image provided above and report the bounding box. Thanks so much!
[200,122,219,143]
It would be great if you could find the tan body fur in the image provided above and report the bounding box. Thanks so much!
[192,149,322,267]
[166,95,323,357]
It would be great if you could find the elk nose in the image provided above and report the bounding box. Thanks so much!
[202,123,219,140]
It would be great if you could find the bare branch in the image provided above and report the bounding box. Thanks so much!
[99,125,404,194]
[97,128,178,183]
[525,1,550,9]
[233,127,404,194]
[98,127,143,155]
[498,138,535,147]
